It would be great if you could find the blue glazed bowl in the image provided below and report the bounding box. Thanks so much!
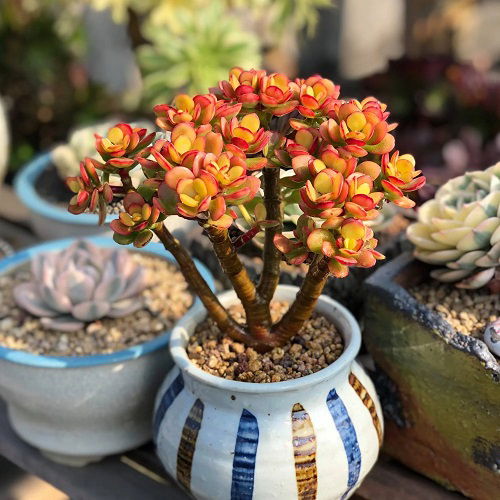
[0,235,215,466]
[14,153,114,239]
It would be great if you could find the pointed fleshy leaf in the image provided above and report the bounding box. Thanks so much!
[41,316,85,332]
[72,301,111,322]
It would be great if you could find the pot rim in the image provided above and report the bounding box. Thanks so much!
[365,253,500,376]
[170,285,361,393]
[0,236,214,368]
[14,152,115,226]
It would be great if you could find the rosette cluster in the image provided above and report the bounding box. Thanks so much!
[68,67,425,275]
[408,163,500,290]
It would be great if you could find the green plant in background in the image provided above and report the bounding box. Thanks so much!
[408,162,500,290]
[91,0,335,105]
[248,0,335,37]
[137,2,261,106]
[0,0,119,172]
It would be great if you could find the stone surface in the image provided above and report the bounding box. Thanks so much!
[363,253,500,500]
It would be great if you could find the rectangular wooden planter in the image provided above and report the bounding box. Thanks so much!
[363,253,500,500]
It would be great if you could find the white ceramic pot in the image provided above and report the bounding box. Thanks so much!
[155,285,383,499]
[0,236,214,466]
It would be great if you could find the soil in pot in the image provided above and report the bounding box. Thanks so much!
[34,164,72,205]
[0,253,193,355]
[410,282,499,339]
[35,163,125,215]
[187,301,344,383]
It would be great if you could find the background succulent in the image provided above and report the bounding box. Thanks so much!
[14,240,147,331]
[137,2,261,106]
[407,162,500,289]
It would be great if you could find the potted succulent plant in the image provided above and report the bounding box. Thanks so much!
[14,120,195,241]
[66,67,425,498]
[363,163,499,499]
[0,236,213,466]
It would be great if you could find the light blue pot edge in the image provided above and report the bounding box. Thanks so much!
[14,152,115,225]
[0,236,215,369]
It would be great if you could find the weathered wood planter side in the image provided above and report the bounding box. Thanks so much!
[363,253,500,500]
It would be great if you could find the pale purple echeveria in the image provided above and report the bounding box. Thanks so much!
[14,240,147,331]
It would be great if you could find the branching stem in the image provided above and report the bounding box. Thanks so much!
[153,224,249,343]
[257,167,282,303]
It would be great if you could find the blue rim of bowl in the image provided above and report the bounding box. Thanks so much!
[0,236,215,368]
[14,152,115,225]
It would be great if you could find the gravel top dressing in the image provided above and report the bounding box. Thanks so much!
[0,254,193,356]
[187,301,344,383]
[410,282,499,338]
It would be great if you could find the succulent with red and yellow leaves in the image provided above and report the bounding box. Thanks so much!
[95,123,155,167]
[286,128,321,158]
[153,94,217,131]
[220,113,271,158]
[381,151,426,208]
[299,167,349,217]
[274,215,316,265]
[138,123,224,175]
[323,219,384,277]
[259,73,298,116]
[292,75,340,118]
[320,97,396,157]
[67,158,113,225]
[154,149,260,229]
[212,67,266,108]
[344,172,384,220]
[110,192,163,247]
[66,66,427,352]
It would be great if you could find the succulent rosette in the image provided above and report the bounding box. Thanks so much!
[407,162,500,289]
[13,241,147,331]
[274,215,384,278]
[95,123,155,169]
[292,75,340,118]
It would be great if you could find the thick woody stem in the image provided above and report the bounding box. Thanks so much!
[271,257,330,345]
[153,225,249,343]
[119,170,133,191]
[257,167,282,303]
[203,225,271,338]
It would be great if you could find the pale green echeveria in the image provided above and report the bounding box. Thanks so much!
[137,2,261,106]
[407,162,500,289]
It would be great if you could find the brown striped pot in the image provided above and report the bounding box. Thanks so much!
[154,285,383,499]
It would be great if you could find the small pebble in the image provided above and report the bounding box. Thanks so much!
[187,301,344,383]
[411,282,499,338]
[0,254,193,356]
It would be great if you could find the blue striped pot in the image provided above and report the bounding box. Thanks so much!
[154,285,383,499]
[0,236,214,466]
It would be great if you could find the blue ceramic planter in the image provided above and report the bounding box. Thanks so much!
[14,153,114,239]
[14,153,199,241]
[0,236,214,466]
